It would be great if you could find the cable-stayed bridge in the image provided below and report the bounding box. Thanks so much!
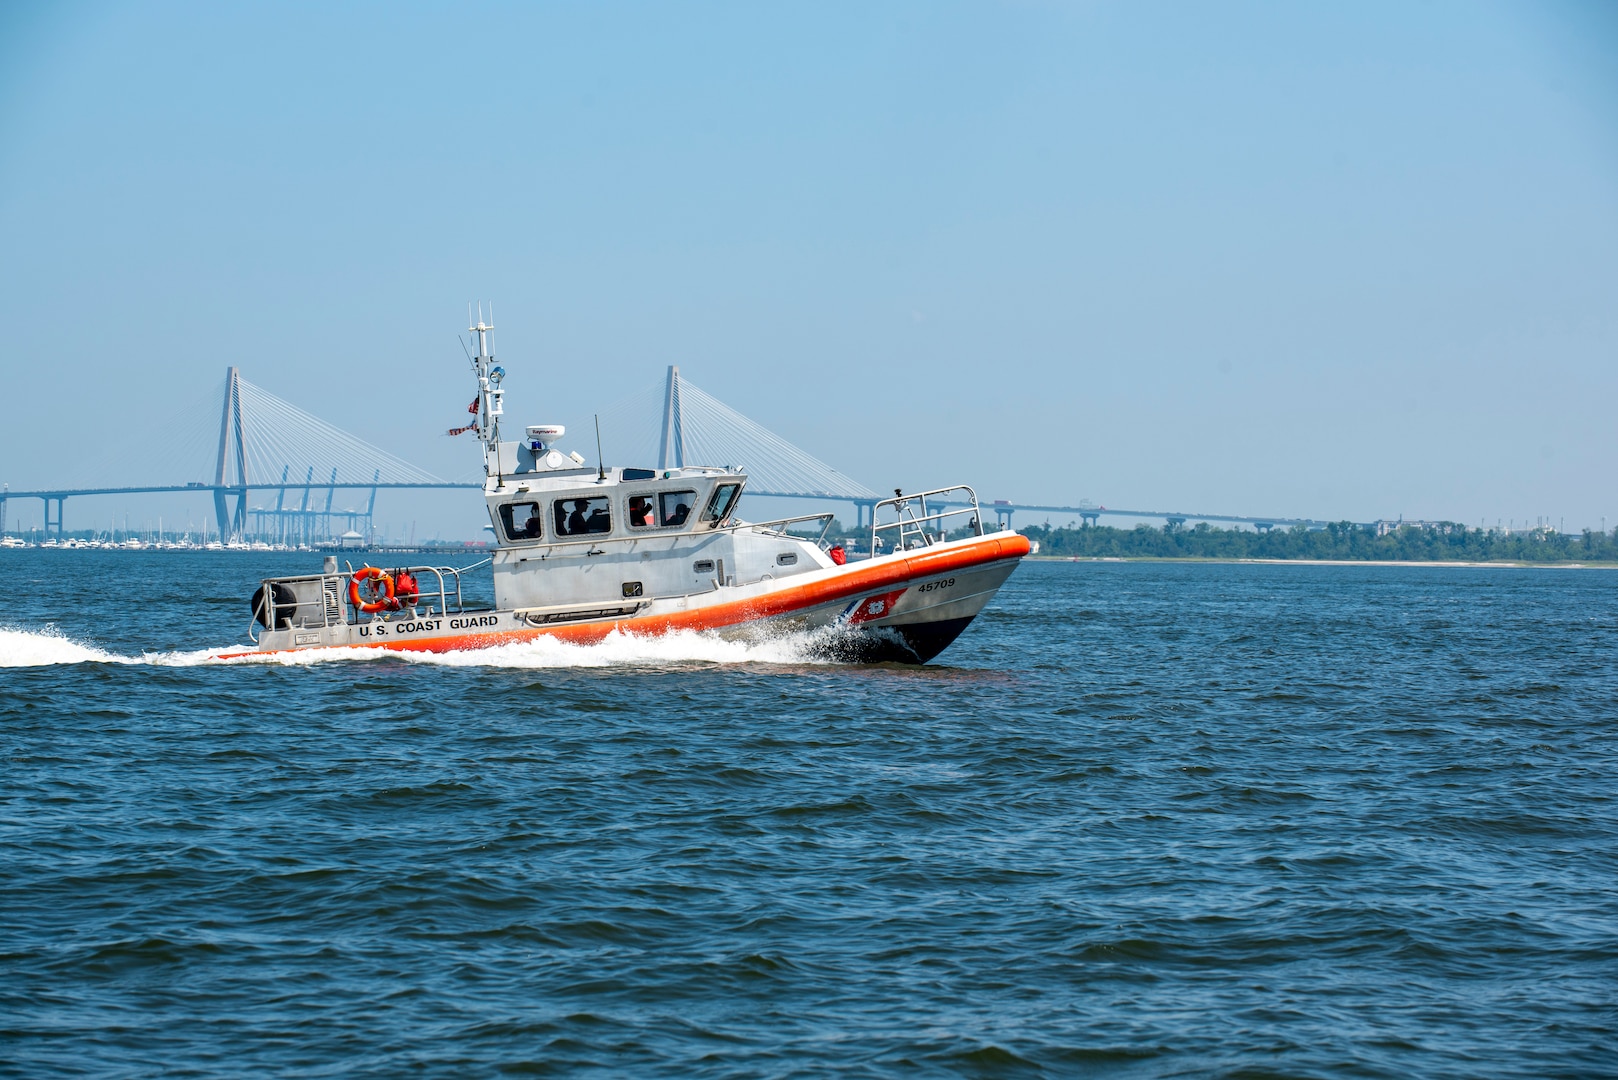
[0,366,1334,541]
[2,368,473,543]
[597,366,879,504]
[0,367,889,541]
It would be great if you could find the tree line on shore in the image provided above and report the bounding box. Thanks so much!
[1017,520,1618,562]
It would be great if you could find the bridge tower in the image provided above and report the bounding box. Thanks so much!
[214,367,249,541]
[659,365,685,470]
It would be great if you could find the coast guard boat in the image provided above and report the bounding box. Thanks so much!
[227,317,1028,663]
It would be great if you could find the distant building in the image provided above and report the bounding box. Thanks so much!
[1375,520,1478,537]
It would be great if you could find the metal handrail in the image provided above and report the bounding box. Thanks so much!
[718,511,836,546]
[350,561,482,619]
[870,484,983,554]
[493,512,835,555]
[255,559,492,636]
[249,571,335,640]
[498,527,706,553]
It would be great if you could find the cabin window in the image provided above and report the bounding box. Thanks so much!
[659,490,697,528]
[627,494,656,528]
[499,501,543,542]
[554,496,611,536]
[703,483,741,526]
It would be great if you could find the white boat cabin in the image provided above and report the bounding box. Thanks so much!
[485,454,834,614]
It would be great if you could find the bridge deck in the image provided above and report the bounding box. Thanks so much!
[0,369,1351,536]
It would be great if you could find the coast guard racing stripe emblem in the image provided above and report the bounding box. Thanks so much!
[841,588,908,626]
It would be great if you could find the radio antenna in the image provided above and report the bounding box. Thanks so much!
[594,415,606,480]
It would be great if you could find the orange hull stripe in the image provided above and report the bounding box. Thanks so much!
[228,533,1031,659]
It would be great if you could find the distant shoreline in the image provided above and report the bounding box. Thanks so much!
[1016,520,1616,565]
[1029,555,1617,569]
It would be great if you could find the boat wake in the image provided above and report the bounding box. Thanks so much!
[0,627,136,667]
[0,625,830,670]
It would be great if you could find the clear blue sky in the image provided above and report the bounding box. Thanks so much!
[2,1,1615,536]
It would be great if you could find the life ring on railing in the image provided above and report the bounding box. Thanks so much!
[391,570,420,610]
[348,566,395,613]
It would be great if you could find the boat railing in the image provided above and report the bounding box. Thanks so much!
[249,559,490,641]
[870,485,983,554]
[718,512,837,548]
[492,510,838,554]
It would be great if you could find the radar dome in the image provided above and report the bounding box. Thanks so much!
[526,425,565,449]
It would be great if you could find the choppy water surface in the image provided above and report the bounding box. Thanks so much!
[2,552,1615,1077]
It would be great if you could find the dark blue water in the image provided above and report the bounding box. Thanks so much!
[2,552,1615,1077]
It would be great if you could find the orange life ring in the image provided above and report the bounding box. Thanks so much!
[348,566,395,613]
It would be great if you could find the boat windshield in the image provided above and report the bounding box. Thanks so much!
[554,496,612,536]
[703,483,741,526]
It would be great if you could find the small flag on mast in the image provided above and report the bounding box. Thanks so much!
[447,395,481,436]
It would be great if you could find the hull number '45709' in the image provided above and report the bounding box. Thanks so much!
[917,577,955,593]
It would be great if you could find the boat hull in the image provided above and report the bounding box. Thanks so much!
[226,533,1030,664]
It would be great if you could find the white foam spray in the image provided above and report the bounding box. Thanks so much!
[0,625,829,670]
[0,626,130,667]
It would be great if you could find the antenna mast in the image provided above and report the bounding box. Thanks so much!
[468,303,505,477]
